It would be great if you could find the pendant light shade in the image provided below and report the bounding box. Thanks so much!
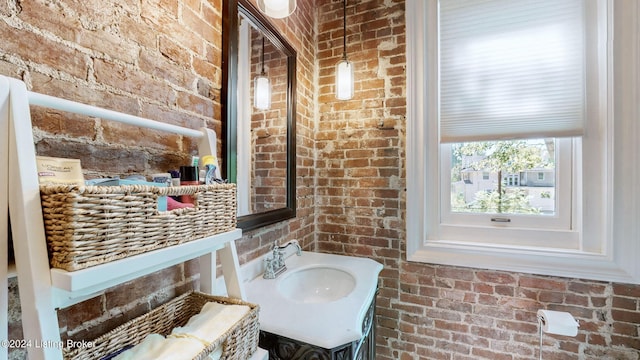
[254,37,271,110]
[257,0,297,19]
[336,59,354,100]
[336,0,353,100]
[254,76,270,110]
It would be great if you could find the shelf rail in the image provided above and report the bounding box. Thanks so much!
[27,91,204,138]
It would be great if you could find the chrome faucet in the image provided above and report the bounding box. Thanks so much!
[263,240,302,279]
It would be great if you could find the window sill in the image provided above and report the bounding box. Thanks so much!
[438,225,580,249]
[407,241,638,284]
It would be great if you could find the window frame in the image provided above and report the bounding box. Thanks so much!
[405,0,640,284]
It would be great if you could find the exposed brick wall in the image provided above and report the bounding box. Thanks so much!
[2,0,223,175]
[315,0,640,359]
[395,265,640,359]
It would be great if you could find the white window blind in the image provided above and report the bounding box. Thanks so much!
[439,0,587,143]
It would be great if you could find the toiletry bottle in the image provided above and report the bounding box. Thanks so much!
[169,170,181,187]
[201,155,217,185]
[179,165,199,204]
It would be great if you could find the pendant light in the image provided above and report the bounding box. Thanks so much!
[257,0,296,19]
[254,36,271,110]
[336,0,354,100]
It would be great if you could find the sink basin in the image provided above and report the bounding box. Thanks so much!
[244,251,383,349]
[277,266,356,303]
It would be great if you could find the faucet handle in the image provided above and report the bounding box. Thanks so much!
[274,249,285,268]
[263,257,275,279]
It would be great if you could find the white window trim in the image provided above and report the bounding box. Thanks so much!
[405,0,640,284]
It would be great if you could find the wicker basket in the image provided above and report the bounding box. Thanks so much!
[63,292,259,360]
[40,183,237,271]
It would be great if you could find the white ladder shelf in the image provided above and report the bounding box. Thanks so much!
[0,75,248,360]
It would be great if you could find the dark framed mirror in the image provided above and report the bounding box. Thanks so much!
[222,0,297,231]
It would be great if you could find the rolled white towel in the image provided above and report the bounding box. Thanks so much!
[113,333,204,360]
[171,302,251,345]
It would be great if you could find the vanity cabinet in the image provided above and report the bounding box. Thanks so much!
[259,295,376,360]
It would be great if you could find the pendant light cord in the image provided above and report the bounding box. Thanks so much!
[261,36,266,75]
[342,0,347,60]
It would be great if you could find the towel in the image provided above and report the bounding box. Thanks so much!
[170,302,251,344]
[112,302,249,360]
[113,333,204,360]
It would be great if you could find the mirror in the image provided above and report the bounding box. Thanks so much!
[222,0,297,231]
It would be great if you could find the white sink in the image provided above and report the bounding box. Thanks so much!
[277,266,356,303]
[244,251,383,350]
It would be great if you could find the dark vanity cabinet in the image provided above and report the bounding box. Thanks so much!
[259,296,376,360]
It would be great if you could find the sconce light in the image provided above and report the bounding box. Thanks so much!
[335,0,353,100]
[254,37,271,110]
[257,0,296,19]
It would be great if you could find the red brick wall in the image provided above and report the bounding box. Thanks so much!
[315,0,640,359]
[1,0,315,358]
[3,0,639,359]
[2,0,218,175]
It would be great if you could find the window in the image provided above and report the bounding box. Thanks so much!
[444,138,570,236]
[445,139,561,216]
[440,0,592,248]
[405,0,640,283]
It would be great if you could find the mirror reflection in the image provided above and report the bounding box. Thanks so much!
[236,17,288,216]
[223,0,297,231]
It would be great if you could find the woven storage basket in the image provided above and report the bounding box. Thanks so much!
[40,183,237,271]
[63,292,259,360]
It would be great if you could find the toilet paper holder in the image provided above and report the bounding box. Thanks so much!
[537,309,579,360]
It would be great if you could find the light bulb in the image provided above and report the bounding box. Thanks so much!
[254,75,271,110]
